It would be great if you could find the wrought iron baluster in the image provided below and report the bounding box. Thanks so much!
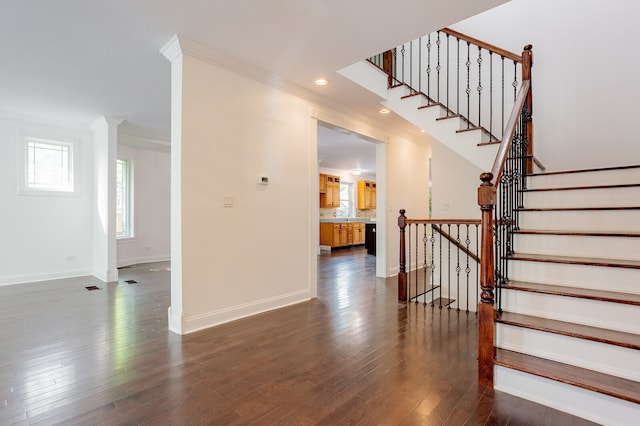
[466,41,471,129]
[477,46,483,131]
[465,224,471,313]
[512,60,518,101]
[407,224,412,302]
[436,31,441,104]
[501,56,505,137]
[438,226,443,308]
[422,223,428,304]
[446,33,450,115]
[415,223,419,302]
[426,35,432,104]
[430,224,435,306]
[409,39,413,91]
[401,43,406,84]
[418,36,422,94]
[489,51,493,141]
[455,224,461,311]
[456,38,460,116]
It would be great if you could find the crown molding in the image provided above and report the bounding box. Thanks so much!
[118,132,171,153]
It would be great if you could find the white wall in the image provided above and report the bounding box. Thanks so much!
[451,0,640,171]
[116,143,171,267]
[168,51,317,334]
[0,114,94,285]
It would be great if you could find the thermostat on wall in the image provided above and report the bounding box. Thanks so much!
[258,176,269,185]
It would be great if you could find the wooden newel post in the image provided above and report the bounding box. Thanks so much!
[383,50,394,88]
[398,209,407,301]
[478,172,496,387]
[522,44,534,174]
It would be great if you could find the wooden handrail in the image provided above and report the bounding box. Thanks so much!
[489,79,531,185]
[441,28,522,63]
[406,219,481,225]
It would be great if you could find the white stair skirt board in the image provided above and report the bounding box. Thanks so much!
[518,209,640,232]
[496,324,640,381]
[513,233,640,262]
[500,289,640,335]
[495,367,640,426]
[508,260,639,295]
[527,166,640,189]
[524,186,640,209]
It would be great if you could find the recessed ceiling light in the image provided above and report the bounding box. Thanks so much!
[379,108,390,114]
[315,78,328,86]
[352,169,363,176]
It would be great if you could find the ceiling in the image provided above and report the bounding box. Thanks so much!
[0,0,505,141]
[317,122,378,176]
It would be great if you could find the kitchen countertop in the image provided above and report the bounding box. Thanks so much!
[319,218,376,223]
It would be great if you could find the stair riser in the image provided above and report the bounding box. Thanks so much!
[509,260,640,294]
[513,234,640,261]
[524,186,640,209]
[519,209,640,232]
[496,324,640,381]
[495,367,640,425]
[528,167,640,189]
[500,288,640,334]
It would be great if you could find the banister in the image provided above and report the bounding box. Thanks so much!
[406,219,481,225]
[490,79,531,185]
[441,28,522,63]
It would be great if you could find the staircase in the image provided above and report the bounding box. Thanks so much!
[352,27,639,423]
[494,165,640,423]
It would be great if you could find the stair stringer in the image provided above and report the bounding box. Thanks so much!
[338,61,498,171]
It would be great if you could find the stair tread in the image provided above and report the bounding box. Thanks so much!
[502,280,640,306]
[524,183,640,192]
[508,253,640,269]
[496,348,640,404]
[515,229,640,238]
[529,164,640,177]
[497,312,640,350]
[495,348,640,404]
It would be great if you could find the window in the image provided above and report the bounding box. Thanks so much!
[25,138,74,192]
[336,182,353,218]
[116,158,133,238]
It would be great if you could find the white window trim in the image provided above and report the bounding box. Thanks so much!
[116,157,135,239]
[16,129,80,197]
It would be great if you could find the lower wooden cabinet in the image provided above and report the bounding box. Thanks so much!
[320,222,366,248]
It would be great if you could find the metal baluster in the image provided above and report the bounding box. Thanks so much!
[455,224,461,311]
[477,46,483,131]
[393,48,397,83]
[466,41,471,129]
[418,36,422,94]
[475,224,479,313]
[456,37,460,116]
[446,33,450,115]
[439,226,443,308]
[501,56,505,138]
[415,223,419,302]
[465,224,471,313]
[513,60,518,101]
[409,39,413,91]
[401,43,406,84]
[436,31,441,104]
[429,224,435,306]
[489,52,493,141]
[426,35,431,104]
[407,224,411,302]
[422,223,428,304]
[447,224,451,309]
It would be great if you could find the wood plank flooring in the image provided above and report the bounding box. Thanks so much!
[0,249,595,425]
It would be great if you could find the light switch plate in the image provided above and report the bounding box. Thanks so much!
[223,196,234,208]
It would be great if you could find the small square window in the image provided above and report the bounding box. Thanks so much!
[25,138,74,192]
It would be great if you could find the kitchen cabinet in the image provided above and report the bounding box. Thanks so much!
[352,222,365,245]
[357,180,377,209]
[319,222,366,248]
[320,174,340,208]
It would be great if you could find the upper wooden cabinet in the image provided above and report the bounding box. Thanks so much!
[357,180,377,210]
[320,174,340,208]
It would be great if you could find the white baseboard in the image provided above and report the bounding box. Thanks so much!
[0,268,93,286]
[180,289,311,335]
[117,254,171,268]
[168,306,183,335]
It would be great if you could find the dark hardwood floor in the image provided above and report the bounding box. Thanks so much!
[0,248,596,425]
